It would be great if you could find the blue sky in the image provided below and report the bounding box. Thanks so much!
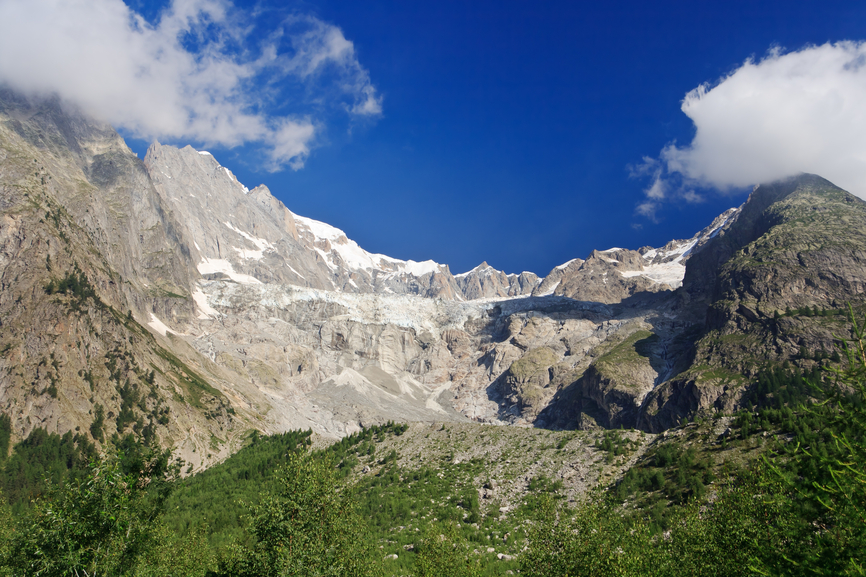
[2,0,865,275]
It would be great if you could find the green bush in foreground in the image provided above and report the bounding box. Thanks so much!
[1,450,196,576]
[414,522,481,577]
[211,451,381,577]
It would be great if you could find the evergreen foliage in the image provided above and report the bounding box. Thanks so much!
[0,415,10,463]
[0,427,97,513]
[44,267,99,311]
[521,493,658,577]
[91,403,105,442]
[414,522,481,577]
[614,443,714,514]
[211,450,381,577]
[757,307,866,575]
[163,429,313,548]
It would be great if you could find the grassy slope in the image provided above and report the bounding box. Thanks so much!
[162,422,654,575]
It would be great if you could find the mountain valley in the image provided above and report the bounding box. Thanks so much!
[1,88,866,576]
[2,90,866,475]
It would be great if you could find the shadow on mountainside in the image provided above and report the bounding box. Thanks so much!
[476,287,708,432]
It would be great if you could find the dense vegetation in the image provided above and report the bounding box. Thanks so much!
[1,315,865,575]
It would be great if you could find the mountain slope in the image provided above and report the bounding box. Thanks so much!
[8,90,864,460]
[0,90,241,471]
[639,174,866,430]
[146,142,464,301]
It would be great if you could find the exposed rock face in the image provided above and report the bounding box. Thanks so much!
[145,142,464,300]
[555,325,661,428]
[553,248,663,303]
[0,91,236,471]
[639,175,866,431]
[533,211,739,304]
[454,262,540,299]
[5,89,864,458]
[498,347,558,417]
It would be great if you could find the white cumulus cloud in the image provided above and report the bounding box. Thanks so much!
[637,41,866,215]
[0,0,381,170]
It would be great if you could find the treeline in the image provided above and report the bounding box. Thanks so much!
[521,316,866,576]
[1,326,865,574]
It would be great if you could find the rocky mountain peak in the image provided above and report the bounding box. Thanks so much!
[681,173,846,301]
[453,261,539,300]
[11,91,864,460]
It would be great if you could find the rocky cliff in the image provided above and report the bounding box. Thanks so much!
[638,175,866,431]
[3,90,863,463]
[0,90,237,471]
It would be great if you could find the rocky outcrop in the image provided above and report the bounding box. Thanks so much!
[553,249,665,303]
[498,347,558,417]
[455,262,540,299]
[639,174,866,431]
[146,142,467,301]
[532,210,739,304]
[8,89,865,457]
[539,323,663,429]
[0,92,240,471]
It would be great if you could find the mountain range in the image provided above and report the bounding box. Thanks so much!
[2,89,865,471]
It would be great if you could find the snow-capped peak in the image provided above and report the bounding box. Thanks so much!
[620,206,740,288]
[455,262,497,278]
[554,258,581,271]
[292,213,443,277]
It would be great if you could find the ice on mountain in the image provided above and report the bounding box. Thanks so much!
[197,257,262,284]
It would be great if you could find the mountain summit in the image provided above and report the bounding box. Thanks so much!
[2,91,865,469]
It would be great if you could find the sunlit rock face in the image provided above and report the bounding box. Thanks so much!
[5,89,864,460]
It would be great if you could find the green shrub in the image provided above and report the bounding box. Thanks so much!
[212,451,381,577]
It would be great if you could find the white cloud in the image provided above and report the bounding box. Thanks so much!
[636,200,659,221]
[277,15,383,116]
[681,190,703,203]
[637,41,866,216]
[266,117,316,171]
[644,171,667,200]
[0,0,381,170]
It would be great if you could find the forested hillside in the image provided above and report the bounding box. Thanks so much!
[1,311,864,576]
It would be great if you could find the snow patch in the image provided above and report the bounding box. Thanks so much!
[192,287,220,319]
[287,264,305,279]
[555,258,580,271]
[619,209,739,289]
[197,257,262,284]
[223,222,274,260]
[620,262,686,287]
[148,313,173,336]
[293,214,345,241]
[399,260,440,276]
[642,248,658,260]
[455,263,495,278]
[198,151,212,156]
[535,279,561,297]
